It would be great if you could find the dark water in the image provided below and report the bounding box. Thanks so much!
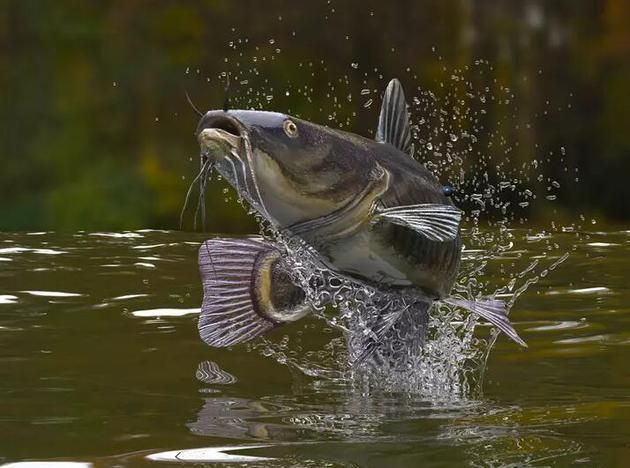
[1,230,629,467]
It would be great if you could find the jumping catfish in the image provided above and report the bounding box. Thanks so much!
[194,79,526,352]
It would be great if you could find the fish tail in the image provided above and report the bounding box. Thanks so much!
[198,237,310,347]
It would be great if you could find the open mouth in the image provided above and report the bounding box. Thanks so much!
[181,113,246,231]
[183,111,271,231]
[197,114,244,162]
[203,115,241,136]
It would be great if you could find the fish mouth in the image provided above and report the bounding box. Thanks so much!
[197,114,245,162]
[186,112,272,228]
[196,113,252,193]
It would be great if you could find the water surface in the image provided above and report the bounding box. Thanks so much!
[1,230,629,466]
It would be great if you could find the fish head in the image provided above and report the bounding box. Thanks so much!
[197,110,385,228]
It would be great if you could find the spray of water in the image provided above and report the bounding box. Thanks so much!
[183,39,582,401]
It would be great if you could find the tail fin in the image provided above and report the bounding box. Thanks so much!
[198,237,309,347]
[442,297,527,347]
[198,238,278,347]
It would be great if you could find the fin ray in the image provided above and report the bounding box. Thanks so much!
[374,203,462,242]
[198,237,278,347]
[443,297,527,347]
[376,78,412,154]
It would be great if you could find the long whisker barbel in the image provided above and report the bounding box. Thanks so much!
[224,154,243,196]
[180,158,211,229]
[229,149,251,198]
[197,160,215,231]
[185,90,204,117]
[194,161,211,231]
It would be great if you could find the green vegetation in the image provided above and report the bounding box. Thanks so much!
[1,1,628,231]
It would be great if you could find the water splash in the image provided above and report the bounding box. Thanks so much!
[239,232,483,400]
[186,40,582,401]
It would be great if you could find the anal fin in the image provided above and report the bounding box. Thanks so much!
[443,297,527,347]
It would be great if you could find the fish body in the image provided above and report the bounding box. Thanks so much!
[193,79,525,352]
[296,136,462,297]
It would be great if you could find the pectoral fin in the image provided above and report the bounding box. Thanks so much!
[373,203,462,242]
[442,297,527,347]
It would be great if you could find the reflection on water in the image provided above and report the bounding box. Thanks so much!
[147,445,274,463]
[1,230,630,466]
[196,361,238,385]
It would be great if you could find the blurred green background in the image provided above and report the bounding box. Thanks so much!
[2,0,629,232]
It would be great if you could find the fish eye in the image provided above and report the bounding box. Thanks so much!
[283,119,299,138]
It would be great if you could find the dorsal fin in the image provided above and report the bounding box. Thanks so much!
[376,78,412,155]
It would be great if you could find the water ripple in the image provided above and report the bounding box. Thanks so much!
[546,286,612,295]
[131,308,200,318]
[525,320,588,332]
[20,290,84,298]
[0,247,66,255]
[0,295,18,304]
[146,445,273,463]
[88,232,144,239]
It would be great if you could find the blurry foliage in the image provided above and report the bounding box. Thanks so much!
[1,0,629,232]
